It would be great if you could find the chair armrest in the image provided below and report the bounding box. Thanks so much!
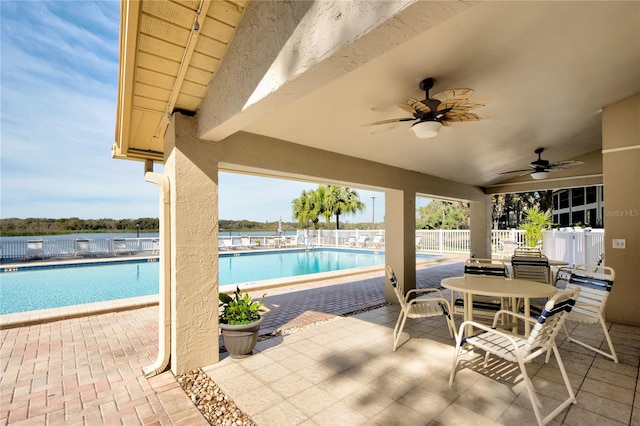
[456,320,521,350]
[491,309,537,327]
[405,288,445,301]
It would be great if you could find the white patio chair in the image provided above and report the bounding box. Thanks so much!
[387,265,456,351]
[561,264,618,362]
[356,235,369,247]
[450,287,581,426]
[240,237,256,249]
[368,235,384,248]
[512,252,551,284]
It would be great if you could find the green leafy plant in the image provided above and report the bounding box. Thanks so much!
[520,208,552,247]
[219,287,266,325]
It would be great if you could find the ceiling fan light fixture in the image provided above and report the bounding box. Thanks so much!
[530,171,549,180]
[411,121,442,138]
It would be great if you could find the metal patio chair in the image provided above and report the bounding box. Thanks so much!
[451,258,509,322]
[387,265,456,351]
[450,287,581,426]
[562,264,618,362]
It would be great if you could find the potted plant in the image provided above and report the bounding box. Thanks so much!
[219,286,266,358]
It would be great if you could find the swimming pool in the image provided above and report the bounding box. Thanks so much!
[0,249,438,314]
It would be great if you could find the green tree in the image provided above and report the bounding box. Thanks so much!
[292,189,321,229]
[520,208,552,247]
[417,200,467,230]
[323,186,365,230]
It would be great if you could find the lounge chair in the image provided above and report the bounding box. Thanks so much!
[356,235,369,248]
[388,265,456,351]
[368,235,384,248]
[26,239,45,260]
[450,287,581,426]
[220,239,237,250]
[75,239,91,257]
[112,238,130,256]
[240,237,257,249]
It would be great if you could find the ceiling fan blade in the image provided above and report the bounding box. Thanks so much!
[435,90,474,111]
[364,117,417,126]
[448,103,484,112]
[442,112,480,122]
[432,88,474,102]
[500,168,533,175]
[396,103,416,114]
[407,97,431,113]
[550,160,585,168]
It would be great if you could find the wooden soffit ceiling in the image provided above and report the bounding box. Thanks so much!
[113,0,247,162]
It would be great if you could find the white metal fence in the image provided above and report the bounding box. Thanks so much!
[0,238,159,262]
[1,229,604,266]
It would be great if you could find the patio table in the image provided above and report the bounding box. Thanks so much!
[441,276,557,336]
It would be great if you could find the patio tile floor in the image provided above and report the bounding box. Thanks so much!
[1,258,638,425]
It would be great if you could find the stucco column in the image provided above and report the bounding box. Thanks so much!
[602,94,639,325]
[165,114,220,374]
[469,196,492,259]
[385,189,416,303]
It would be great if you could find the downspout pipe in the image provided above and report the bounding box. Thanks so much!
[142,160,171,377]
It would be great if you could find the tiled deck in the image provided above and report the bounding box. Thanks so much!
[1,260,638,425]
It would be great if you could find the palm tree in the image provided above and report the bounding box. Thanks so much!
[324,186,365,230]
[291,190,320,229]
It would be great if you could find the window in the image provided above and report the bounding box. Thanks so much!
[586,186,597,204]
[572,210,584,225]
[559,191,569,209]
[586,208,597,227]
[560,213,570,227]
[572,188,585,207]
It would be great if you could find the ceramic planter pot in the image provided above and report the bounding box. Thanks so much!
[219,317,264,358]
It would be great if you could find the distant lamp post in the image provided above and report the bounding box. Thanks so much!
[136,223,140,238]
[371,196,376,230]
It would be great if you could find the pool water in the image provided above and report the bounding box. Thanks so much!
[0,249,437,314]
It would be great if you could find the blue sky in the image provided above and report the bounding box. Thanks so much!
[0,1,426,224]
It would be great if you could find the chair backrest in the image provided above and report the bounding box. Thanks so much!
[513,247,543,257]
[464,258,508,278]
[372,235,383,244]
[524,287,580,353]
[512,253,551,283]
[566,264,615,315]
[386,264,404,305]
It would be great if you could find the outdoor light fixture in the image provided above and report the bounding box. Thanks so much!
[530,171,550,180]
[411,121,442,139]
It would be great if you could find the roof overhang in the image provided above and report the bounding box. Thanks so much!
[113,0,247,162]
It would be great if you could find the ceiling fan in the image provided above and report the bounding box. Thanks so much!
[367,77,483,138]
[501,148,585,180]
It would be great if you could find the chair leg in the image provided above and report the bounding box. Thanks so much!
[564,318,618,363]
[598,312,619,363]
[518,359,545,426]
[393,310,408,351]
[540,344,577,425]
[449,338,463,385]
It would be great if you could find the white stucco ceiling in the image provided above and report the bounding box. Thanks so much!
[239,1,640,188]
[116,1,639,191]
